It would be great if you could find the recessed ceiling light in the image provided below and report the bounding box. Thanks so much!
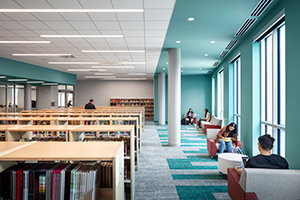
[181,70,183,72]
[128,73,146,75]
[85,76,116,78]
[188,18,194,21]
[92,66,135,69]
[210,41,215,43]
[50,62,99,64]
[181,65,183,68]
[7,79,27,81]
[67,69,107,72]
[41,35,123,38]
[82,50,145,53]
[0,76,6,78]
[42,83,58,85]
[201,62,205,64]
[0,9,144,13]
[27,81,44,84]
[0,41,50,44]
[104,78,147,80]
[166,62,168,64]
[162,68,165,70]
[94,73,115,75]
[176,41,181,43]
[199,68,202,70]
[205,54,208,56]
[12,54,72,56]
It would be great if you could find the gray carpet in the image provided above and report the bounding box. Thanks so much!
[134,122,231,200]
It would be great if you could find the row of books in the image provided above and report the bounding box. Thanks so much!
[0,161,113,200]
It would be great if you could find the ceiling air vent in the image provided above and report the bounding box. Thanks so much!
[250,0,273,17]
[207,70,212,74]
[225,40,238,50]
[234,18,257,36]
[60,55,75,59]
[218,50,229,58]
[212,62,219,67]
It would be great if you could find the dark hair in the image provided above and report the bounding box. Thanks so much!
[89,99,94,102]
[258,134,275,151]
[226,122,237,135]
[205,108,209,116]
[187,108,193,113]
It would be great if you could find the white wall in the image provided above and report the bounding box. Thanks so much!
[75,80,154,106]
[37,86,58,110]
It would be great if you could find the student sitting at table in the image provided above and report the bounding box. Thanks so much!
[215,122,237,153]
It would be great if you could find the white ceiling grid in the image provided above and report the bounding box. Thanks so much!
[0,0,176,80]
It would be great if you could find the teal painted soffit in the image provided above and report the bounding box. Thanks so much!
[0,57,76,85]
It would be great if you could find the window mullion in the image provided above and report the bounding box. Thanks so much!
[272,29,278,126]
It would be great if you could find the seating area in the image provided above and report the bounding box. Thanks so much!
[227,168,300,200]
[201,116,223,134]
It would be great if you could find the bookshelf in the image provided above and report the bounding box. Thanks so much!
[0,142,124,200]
[110,98,154,120]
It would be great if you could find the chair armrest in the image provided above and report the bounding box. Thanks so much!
[207,138,218,158]
[203,124,221,133]
[228,168,244,200]
[235,140,243,149]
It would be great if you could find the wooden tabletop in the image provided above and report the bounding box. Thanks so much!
[0,142,122,161]
[0,125,27,131]
[0,117,19,120]
[70,125,134,132]
[7,125,81,131]
[0,142,35,155]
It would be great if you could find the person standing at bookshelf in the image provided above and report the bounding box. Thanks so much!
[84,99,96,109]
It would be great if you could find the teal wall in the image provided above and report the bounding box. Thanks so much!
[0,57,76,85]
[211,0,300,169]
[154,74,211,123]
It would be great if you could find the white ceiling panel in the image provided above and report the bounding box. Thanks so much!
[0,0,22,8]
[77,30,101,35]
[125,37,144,43]
[54,42,75,47]
[94,21,121,30]
[127,43,145,48]
[116,13,144,21]
[120,21,143,30]
[123,30,144,37]
[0,14,11,21]
[68,21,97,30]
[14,0,52,8]
[31,29,57,35]
[32,13,65,21]
[45,37,68,42]
[0,30,17,36]
[100,30,123,35]
[43,21,74,30]
[109,42,127,47]
[4,13,38,21]
[145,21,170,29]
[0,21,26,29]
[71,43,93,48]
[18,21,50,29]
[47,0,83,9]
[146,37,165,43]
[144,0,176,9]
[64,37,87,43]
[54,30,78,35]
[60,13,90,21]
[104,37,125,43]
[88,13,117,21]
[111,0,143,9]
[10,29,38,36]
[145,30,166,37]
[145,10,173,21]
[79,0,113,9]
[89,42,110,48]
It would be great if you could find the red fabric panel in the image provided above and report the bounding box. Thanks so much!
[207,138,218,158]
[203,124,221,134]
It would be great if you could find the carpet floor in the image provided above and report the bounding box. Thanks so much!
[134,122,231,200]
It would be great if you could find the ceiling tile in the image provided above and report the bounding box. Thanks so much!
[123,30,144,37]
[127,42,145,48]
[46,0,83,9]
[71,42,93,48]
[100,30,123,35]
[145,10,173,21]
[4,13,38,21]
[10,30,38,36]
[125,37,144,43]
[146,37,165,43]
[90,42,110,48]
[116,13,144,21]
[144,0,175,9]
[43,21,74,29]
[79,0,113,8]
[0,30,17,36]
[0,0,22,8]
[145,21,169,29]
[14,0,52,8]
[32,13,65,21]
[54,30,78,34]
[64,37,87,43]
[0,21,26,29]
[88,13,117,21]
[18,21,50,30]
[31,29,57,35]
[84,37,107,42]
[120,21,144,30]
[145,30,166,37]
[69,21,97,30]
[77,30,101,34]
[111,0,143,8]
[94,21,121,30]
[60,13,90,21]
[0,14,11,21]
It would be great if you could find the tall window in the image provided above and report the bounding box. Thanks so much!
[233,57,241,137]
[260,21,285,156]
[217,69,224,120]
[212,76,215,116]
[58,85,74,108]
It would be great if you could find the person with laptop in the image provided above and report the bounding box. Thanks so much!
[236,134,289,174]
